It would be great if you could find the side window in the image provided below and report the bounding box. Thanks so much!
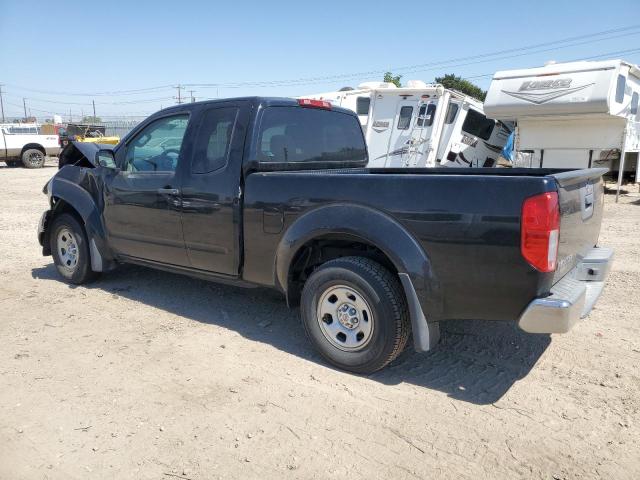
[356,97,371,115]
[416,103,436,127]
[615,74,626,103]
[192,107,238,174]
[461,109,495,141]
[397,106,413,130]
[445,103,459,124]
[7,126,38,134]
[631,92,639,116]
[124,114,189,173]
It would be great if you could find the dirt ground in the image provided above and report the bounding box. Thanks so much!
[0,161,639,480]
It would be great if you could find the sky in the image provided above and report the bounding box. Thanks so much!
[1,0,639,120]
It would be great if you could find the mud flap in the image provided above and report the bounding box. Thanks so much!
[398,273,440,352]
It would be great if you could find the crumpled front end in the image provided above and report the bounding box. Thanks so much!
[57,141,114,169]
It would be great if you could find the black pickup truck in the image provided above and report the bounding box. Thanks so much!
[38,97,613,373]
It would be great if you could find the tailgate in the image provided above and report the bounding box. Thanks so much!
[551,168,607,283]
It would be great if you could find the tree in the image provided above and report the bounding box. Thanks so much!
[81,115,102,124]
[383,72,402,88]
[435,74,486,102]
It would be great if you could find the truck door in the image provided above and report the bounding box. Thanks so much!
[103,113,191,266]
[179,101,249,275]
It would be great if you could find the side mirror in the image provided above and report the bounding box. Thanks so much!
[95,149,117,169]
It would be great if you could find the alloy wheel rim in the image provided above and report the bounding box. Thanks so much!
[28,151,44,166]
[316,285,374,351]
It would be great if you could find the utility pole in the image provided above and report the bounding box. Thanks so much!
[174,84,185,104]
[23,98,27,120]
[0,84,5,123]
[188,90,196,103]
[92,100,96,120]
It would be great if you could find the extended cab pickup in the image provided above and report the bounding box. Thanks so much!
[1,124,59,168]
[37,97,613,373]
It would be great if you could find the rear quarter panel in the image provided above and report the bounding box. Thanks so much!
[243,171,557,322]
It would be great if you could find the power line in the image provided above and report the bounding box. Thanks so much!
[459,47,640,82]
[2,84,173,97]
[3,24,639,97]
[1,92,175,106]
[2,43,639,118]
[185,26,640,89]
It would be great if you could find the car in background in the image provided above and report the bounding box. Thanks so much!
[1,123,59,168]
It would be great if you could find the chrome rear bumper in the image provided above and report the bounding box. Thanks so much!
[518,247,613,334]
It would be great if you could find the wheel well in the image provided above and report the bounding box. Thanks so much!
[286,236,398,306]
[52,199,84,224]
[44,199,85,255]
[21,143,46,156]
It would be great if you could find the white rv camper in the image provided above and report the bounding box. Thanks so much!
[484,59,640,197]
[307,81,512,168]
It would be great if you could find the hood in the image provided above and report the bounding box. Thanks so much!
[58,141,115,169]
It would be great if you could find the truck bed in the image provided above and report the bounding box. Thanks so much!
[367,167,579,176]
[243,167,605,324]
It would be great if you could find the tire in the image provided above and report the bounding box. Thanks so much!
[5,160,18,168]
[49,213,99,284]
[301,256,410,374]
[21,148,45,168]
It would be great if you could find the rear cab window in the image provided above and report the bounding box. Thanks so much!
[257,106,367,164]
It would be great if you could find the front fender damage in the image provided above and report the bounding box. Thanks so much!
[41,161,116,272]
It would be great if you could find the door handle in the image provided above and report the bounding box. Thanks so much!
[157,187,180,195]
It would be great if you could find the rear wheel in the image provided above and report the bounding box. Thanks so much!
[21,148,45,168]
[50,213,99,284]
[301,256,410,374]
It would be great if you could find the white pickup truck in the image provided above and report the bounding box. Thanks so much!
[1,124,60,168]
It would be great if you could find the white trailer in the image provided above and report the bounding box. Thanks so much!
[483,59,640,199]
[306,81,512,168]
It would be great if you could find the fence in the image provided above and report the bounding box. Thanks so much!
[101,118,146,138]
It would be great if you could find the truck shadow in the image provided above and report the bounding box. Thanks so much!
[32,263,550,405]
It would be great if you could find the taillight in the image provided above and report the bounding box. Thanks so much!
[297,98,332,110]
[521,192,560,272]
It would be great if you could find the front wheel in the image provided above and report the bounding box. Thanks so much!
[22,149,46,168]
[50,213,99,284]
[301,256,410,374]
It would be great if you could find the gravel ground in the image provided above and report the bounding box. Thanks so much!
[0,162,639,480]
